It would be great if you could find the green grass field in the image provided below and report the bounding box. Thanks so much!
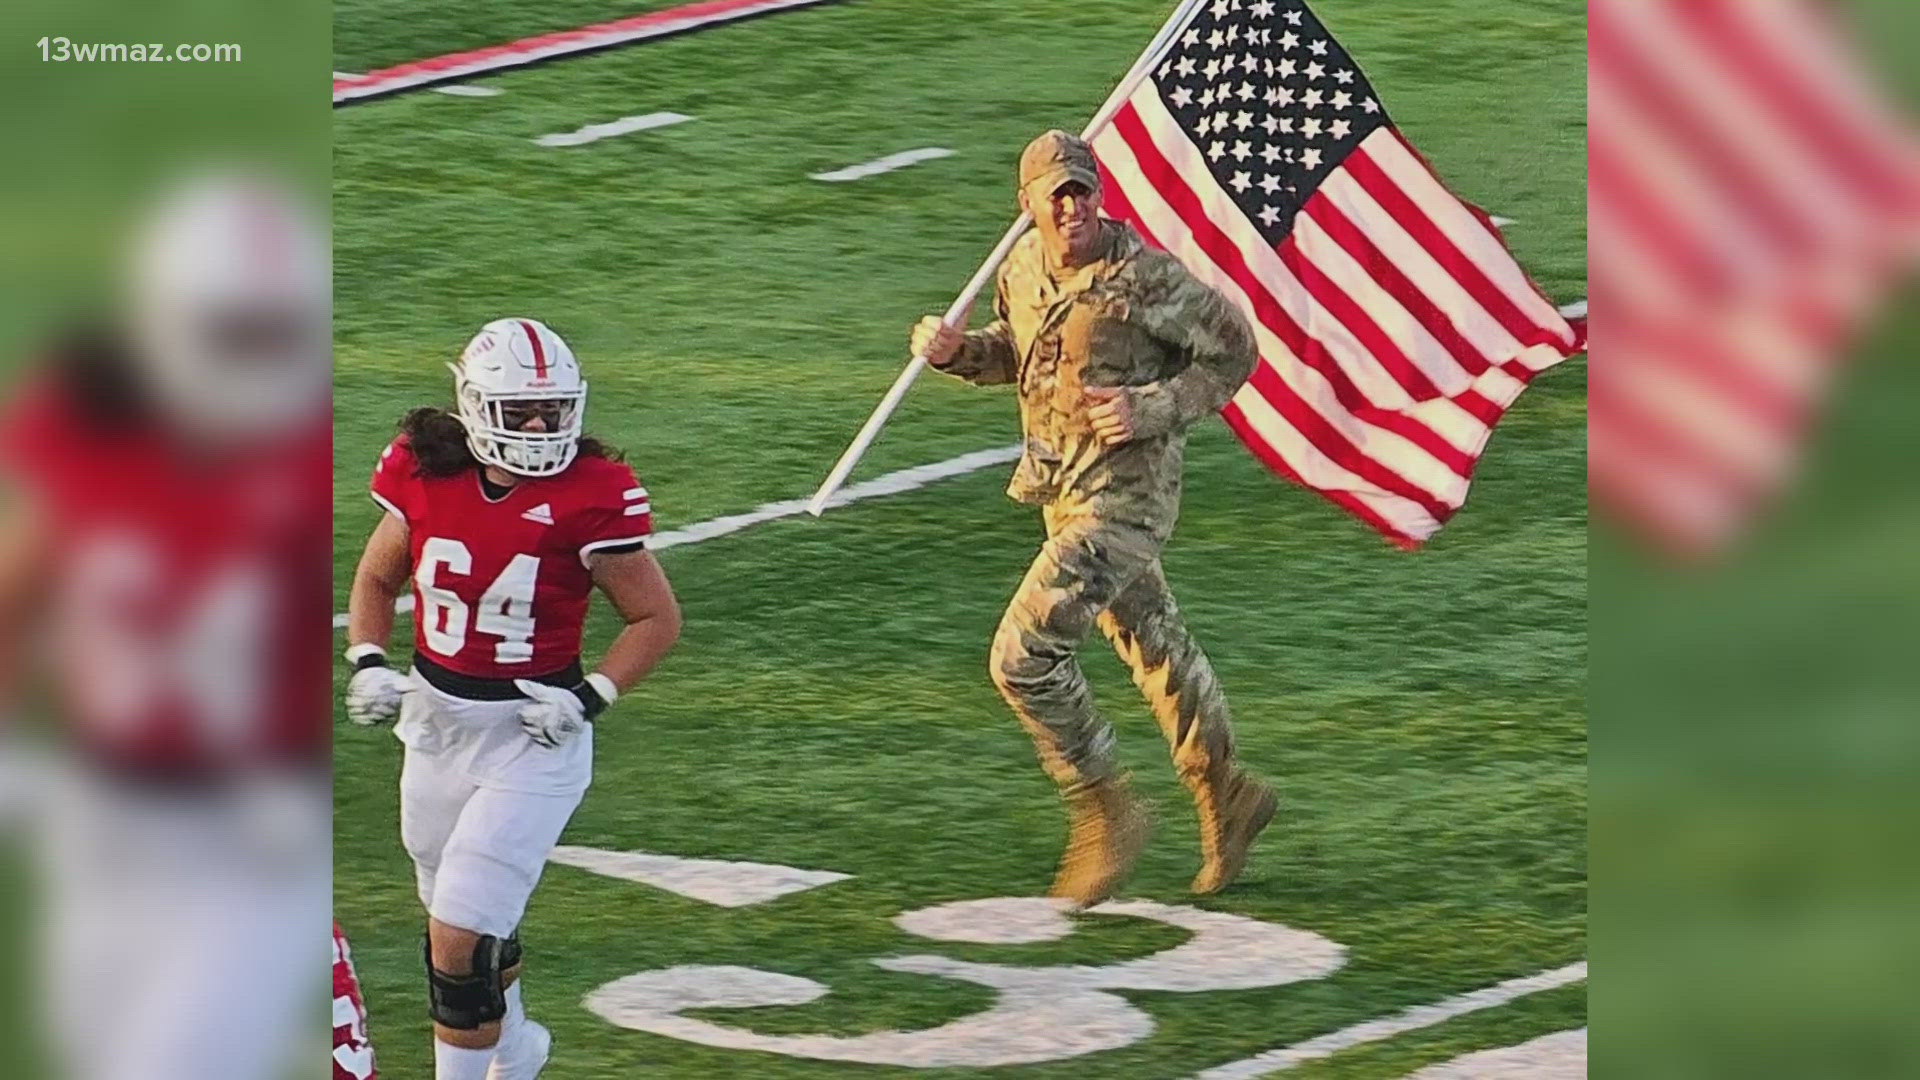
[333,1,1586,1076]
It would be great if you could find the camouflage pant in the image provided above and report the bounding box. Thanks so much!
[989,503,1238,792]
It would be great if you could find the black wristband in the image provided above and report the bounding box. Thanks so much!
[352,650,389,672]
[570,681,610,721]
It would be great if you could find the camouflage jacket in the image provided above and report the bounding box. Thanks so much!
[934,220,1257,532]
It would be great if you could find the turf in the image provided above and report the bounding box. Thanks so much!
[333,1,1586,1076]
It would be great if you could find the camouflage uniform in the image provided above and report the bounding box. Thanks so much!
[932,131,1272,896]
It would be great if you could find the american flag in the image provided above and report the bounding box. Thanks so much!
[1588,0,1920,555]
[1089,0,1584,548]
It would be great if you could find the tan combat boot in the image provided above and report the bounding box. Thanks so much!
[1190,770,1278,895]
[1048,777,1151,908]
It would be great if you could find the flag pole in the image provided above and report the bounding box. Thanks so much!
[805,0,1208,517]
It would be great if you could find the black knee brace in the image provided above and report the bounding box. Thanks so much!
[425,932,514,1029]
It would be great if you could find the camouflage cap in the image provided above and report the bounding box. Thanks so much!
[1019,129,1101,200]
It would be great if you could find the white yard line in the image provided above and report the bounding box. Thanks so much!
[1401,1028,1586,1079]
[432,84,504,97]
[811,147,956,182]
[536,112,693,147]
[1490,215,1516,227]
[333,444,1021,628]
[1191,962,1587,1079]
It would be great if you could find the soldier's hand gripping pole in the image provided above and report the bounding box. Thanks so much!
[805,0,1209,518]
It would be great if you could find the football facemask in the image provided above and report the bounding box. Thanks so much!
[451,318,587,477]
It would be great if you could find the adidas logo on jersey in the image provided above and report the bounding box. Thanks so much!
[521,503,555,526]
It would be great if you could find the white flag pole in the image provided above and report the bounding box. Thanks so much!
[805,0,1208,518]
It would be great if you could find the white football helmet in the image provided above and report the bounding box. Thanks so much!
[126,171,330,441]
[451,318,587,477]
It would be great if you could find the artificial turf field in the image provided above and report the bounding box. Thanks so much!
[333,1,1587,1076]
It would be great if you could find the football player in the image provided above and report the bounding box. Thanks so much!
[0,172,331,1080]
[343,317,682,1080]
[334,922,379,1080]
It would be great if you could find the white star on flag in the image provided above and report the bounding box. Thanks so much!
[1300,146,1322,169]
[1231,139,1252,160]
[1332,90,1352,109]
[1234,110,1253,130]
[1302,115,1322,138]
[1284,8,1302,23]
[1229,170,1252,192]
[1330,118,1352,139]
[1280,31,1299,50]
[1208,28,1226,50]
[1251,0,1275,15]
[1176,56,1197,78]
[1310,39,1328,55]
[1258,205,1282,227]
[1259,173,1281,194]
[1171,85,1195,108]
[1306,61,1325,81]
[1206,141,1227,161]
[1303,87,1323,108]
[1260,141,1280,160]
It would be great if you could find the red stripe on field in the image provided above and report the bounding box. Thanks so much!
[334,0,841,103]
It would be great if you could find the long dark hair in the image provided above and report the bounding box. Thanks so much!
[399,406,622,478]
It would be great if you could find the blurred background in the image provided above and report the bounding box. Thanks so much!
[1591,0,1920,1076]
[0,0,328,1077]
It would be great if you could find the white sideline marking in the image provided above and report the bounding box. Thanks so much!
[1490,215,1515,227]
[812,147,955,182]
[337,69,500,98]
[1402,1028,1586,1079]
[1559,299,1588,319]
[550,845,850,907]
[536,112,692,147]
[332,444,1022,629]
[1191,962,1587,1079]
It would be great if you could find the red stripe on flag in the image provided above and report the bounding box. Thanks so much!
[1302,191,1492,378]
[1341,147,1555,352]
[1112,105,1378,414]
[1272,230,1446,402]
[1221,401,1417,546]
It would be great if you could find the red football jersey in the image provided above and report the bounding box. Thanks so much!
[370,437,652,679]
[332,922,377,1080]
[0,373,331,774]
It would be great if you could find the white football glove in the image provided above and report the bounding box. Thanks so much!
[513,677,614,750]
[344,649,412,727]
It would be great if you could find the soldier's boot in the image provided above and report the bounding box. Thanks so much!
[1048,776,1151,908]
[1189,769,1278,895]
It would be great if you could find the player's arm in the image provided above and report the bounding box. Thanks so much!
[916,290,1017,387]
[513,547,680,748]
[347,512,411,654]
[0,485,49,711]
[342,512,415,725]
[585,547,682,696]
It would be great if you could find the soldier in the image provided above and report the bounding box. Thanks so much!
[912,130,1278,906]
